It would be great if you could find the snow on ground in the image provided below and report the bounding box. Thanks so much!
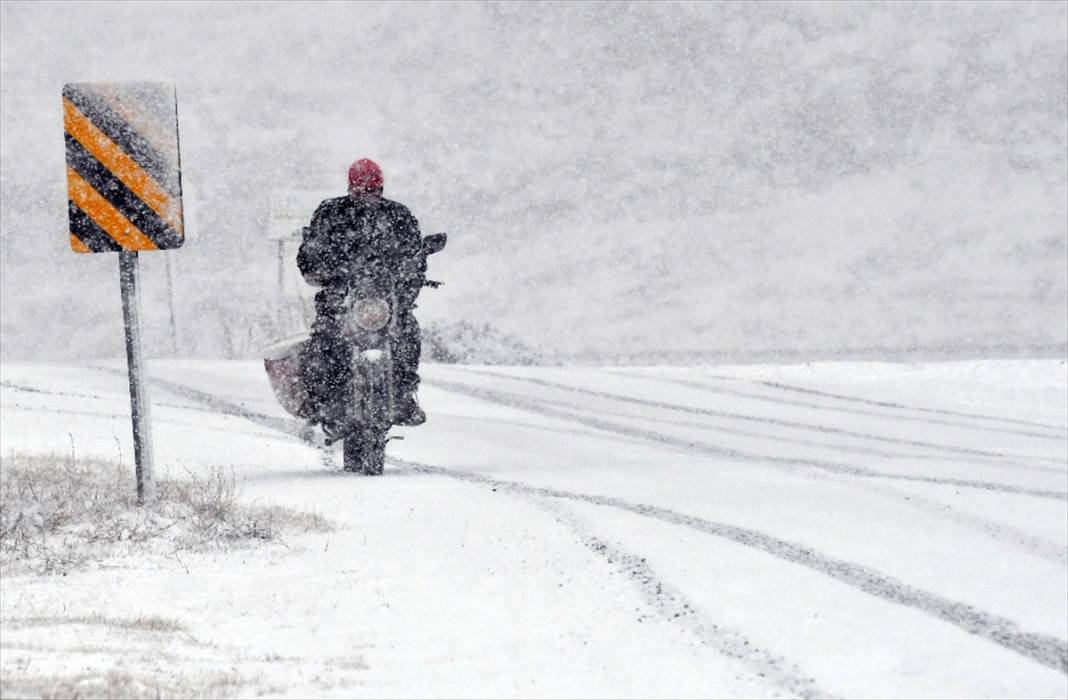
[0,359,1066,698]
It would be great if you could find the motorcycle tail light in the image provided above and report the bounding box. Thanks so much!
[352,298,391,331]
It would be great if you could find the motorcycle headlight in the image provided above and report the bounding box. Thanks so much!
[351,298,391,331]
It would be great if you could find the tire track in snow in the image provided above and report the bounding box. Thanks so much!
[390,457,1068,677]
[1,400,127,421]
[536,500,830,699]
[529,388,1065,477]
[0,379,231,416]
[444,412,653,447]
[5,375,633,452]
[599,370,1068,441]
[428,377,1068,564]
[0,399,284,441]
[426,376,1068,501]
[117,370,1068,675]
[116,373,309,440]
[702,373,1068,433]
[1,380,118,402]
[450,369,1066,466]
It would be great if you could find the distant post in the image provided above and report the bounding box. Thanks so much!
[62,82,185,503]
[165,254,179,353]
[269,191,331,335]
[277,238,286,328]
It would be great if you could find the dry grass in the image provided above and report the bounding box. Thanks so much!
[0,453,332,575]
[2,614,188,634]
[1,668,245,700]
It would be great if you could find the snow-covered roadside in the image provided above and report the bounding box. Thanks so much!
[1,359,1066,698]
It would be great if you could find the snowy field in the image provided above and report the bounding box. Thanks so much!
[1,358,1066,698]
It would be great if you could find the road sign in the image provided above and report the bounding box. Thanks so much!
[63,82,184,253]
[61,82,186,503]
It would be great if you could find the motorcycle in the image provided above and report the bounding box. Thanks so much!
[264,232,448,474]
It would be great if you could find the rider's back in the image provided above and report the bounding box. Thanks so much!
[297,195,422,290]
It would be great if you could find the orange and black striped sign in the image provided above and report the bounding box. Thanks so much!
[63,82,184,253]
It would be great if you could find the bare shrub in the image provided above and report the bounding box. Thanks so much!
[0,454,333,575]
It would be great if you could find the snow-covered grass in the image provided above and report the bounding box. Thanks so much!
[0,453,331,575]
[1,663,246,700]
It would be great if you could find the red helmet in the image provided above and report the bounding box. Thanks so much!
[348,158,383,195]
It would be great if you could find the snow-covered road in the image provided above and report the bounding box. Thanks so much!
[1,359,1066,698]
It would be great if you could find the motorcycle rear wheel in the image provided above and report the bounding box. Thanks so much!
[343,426,386,475]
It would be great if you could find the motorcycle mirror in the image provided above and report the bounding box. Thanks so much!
[422,233,447,255]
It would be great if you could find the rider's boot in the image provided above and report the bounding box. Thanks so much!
[393,391,426,426]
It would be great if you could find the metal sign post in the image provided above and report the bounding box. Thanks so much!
[62,81,185,503]
[119,252,154,502]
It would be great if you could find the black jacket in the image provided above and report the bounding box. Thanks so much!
[298,195,426,319]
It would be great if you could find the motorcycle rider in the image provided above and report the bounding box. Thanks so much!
[297,158,426,428]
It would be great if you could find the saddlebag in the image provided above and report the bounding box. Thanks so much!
[264,333,314,420]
